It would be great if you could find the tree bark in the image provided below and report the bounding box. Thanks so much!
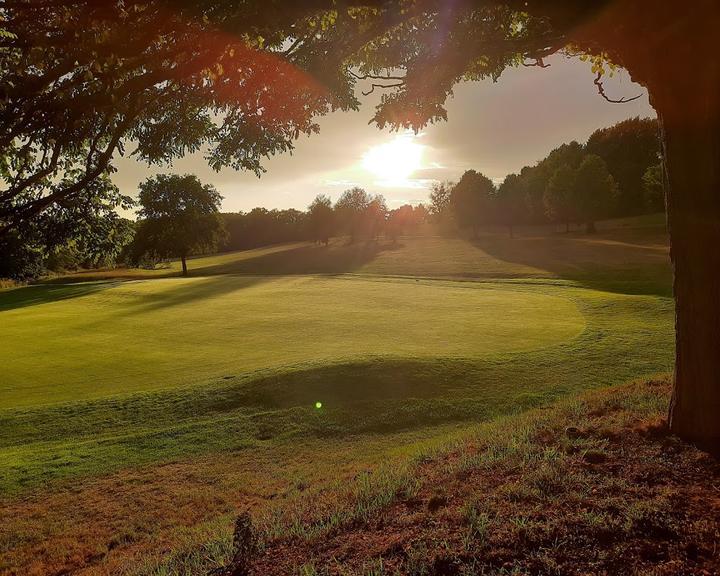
[657,64,720,453]
[570,0,720,452]
[181,255,188,276]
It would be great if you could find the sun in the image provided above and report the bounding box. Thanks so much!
[362,134,424,183]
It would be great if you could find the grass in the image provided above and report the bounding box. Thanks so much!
[0,215,676,575]
[0,276,586,408]
[241,378,720,576]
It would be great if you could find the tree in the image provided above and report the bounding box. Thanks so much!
[4,0,720,449]
[451,170,496,238]
[0,173,134,279]
[365,194,388,241]
[428,181,456,234]
[573,155,618,234]
[544,165,577,233]
[496,173,527,237]
[586,117,660,216]
[334,187,371,243]
[221,208,308,251]
[133,174,224,276]
[642,164,665,213]
[386,204,415,243]
[307,194,335,245]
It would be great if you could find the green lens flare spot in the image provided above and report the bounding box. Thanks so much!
[315,401,323,409]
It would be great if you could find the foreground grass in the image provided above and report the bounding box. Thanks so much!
[167,377,719,576]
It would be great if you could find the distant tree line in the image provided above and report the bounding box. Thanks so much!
[430,117,662,237]
[0,117,660,280]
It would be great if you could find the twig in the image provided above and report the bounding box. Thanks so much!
[594,71,643,104]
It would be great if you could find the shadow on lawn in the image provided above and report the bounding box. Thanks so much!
[193,239,397,276]
[0,282,118,312]
[471,224,673,297]
[116,240,397,314]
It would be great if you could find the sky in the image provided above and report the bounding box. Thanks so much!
[112,54,655,213]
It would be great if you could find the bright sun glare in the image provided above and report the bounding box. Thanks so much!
[362,134,424,184]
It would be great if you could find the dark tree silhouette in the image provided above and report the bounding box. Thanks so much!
[221,208,307,251]
[573,155,618,234]
[585,117,660,216]
[334,187,371,243]
[544,164,577,233]
[451,170,496,238]
[496,173,526,238]
[308,194,335,245]
[133,174,224,276]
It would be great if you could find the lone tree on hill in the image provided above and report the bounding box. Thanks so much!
[573,155,618,234]
[2,0,720,450]
[307,194,335,246]
[451,170,496,239]
[134,174,224,276]
[544,164,577,233]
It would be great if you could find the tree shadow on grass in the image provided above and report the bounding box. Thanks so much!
[192,239,395,276]
[0,282,118,312]
[116,240,396,314]
[470,224,672,297]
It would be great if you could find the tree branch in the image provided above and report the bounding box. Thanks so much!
[594,71,643,104]
[361,82,405,96]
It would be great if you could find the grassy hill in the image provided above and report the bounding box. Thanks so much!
[0,215,676,575]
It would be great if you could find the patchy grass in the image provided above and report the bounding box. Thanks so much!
[235,378,720,576]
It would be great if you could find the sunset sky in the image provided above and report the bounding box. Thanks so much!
[113,54,655,213]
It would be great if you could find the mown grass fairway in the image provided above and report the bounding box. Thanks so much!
[1,276,585,408]
[0,217,675,575]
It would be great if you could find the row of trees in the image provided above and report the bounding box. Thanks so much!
[308,188,428,245]
[429,118,661,238]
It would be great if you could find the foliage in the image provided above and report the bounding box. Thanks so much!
[573,155,618,233]
[131,174,225,274]
[585,118,660,216]
[307,194,335,245]
[0,229,44,280]
[222,208,308,251]
[2,1,626,235]
[544,164,577,232]
[450,170,496,237]
[334,187,373,242]
[0,2,362,233]
[642,164,665,213]
[496,173,526,237]
[0,174,134,279]
[386,204,424,242]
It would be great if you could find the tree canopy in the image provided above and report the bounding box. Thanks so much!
[451,170,496,238]
[132,174,225,274]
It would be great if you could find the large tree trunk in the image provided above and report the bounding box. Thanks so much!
[574,0,720,453]
[657,66,720,453]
